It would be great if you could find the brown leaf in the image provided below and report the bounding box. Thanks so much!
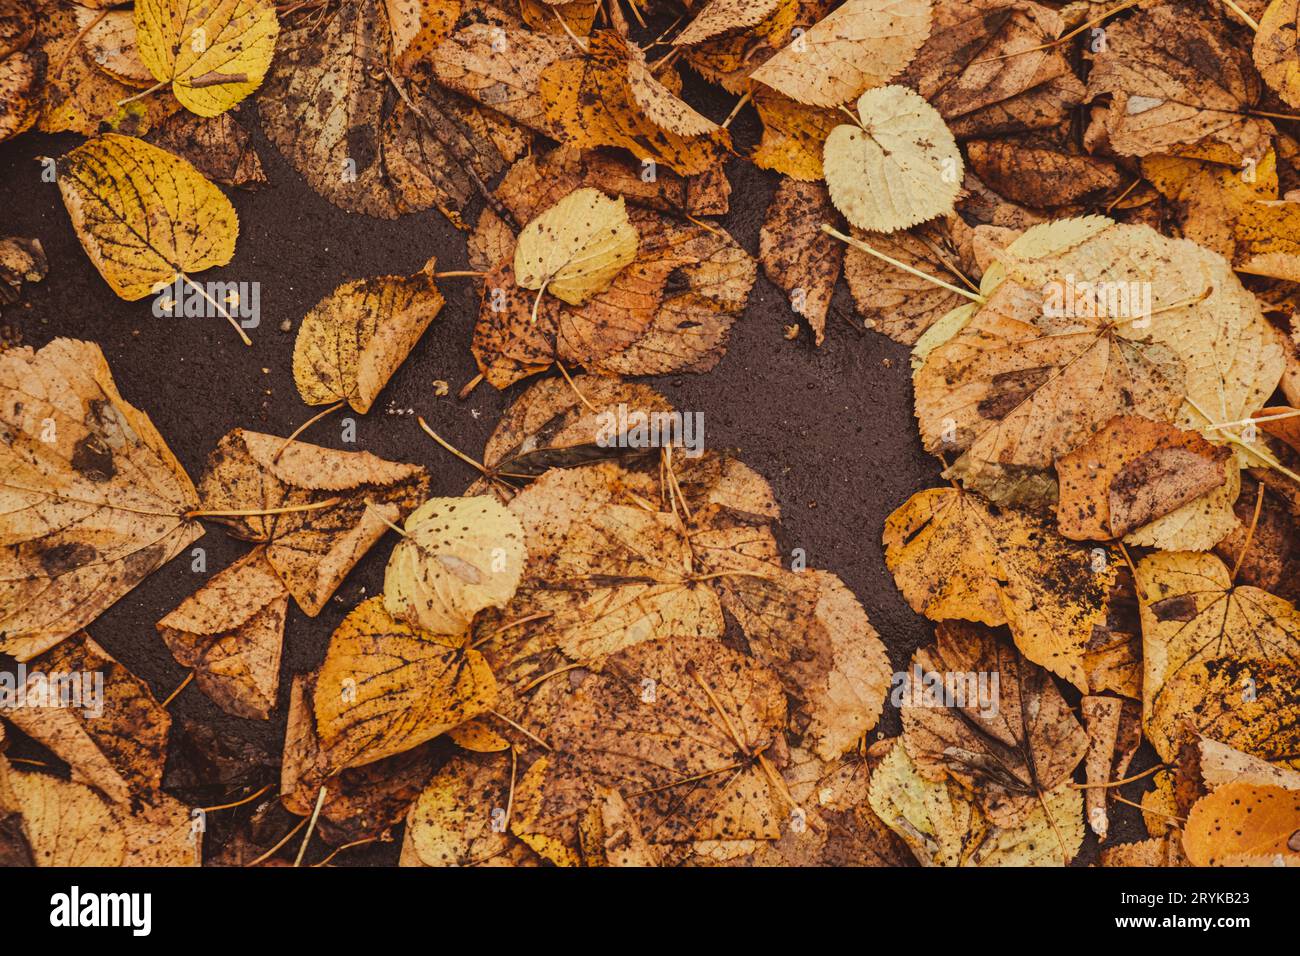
[0,339,202,661]
[196,429,430,615]
[900,622,1089,828]
[3,631,171,803]
[758,178,842,345]
[966,139,1120,208]
[146,110,267,188]
[1055,415,1233,540]
[157,548,290,720]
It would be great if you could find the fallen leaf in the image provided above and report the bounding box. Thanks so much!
[293,257,445,413]
[1137,549,1300,766]
[751,0,930,107]
[883,486,1117,691]
[868,738,1083,865]
[1055,415,1233,541]
[513,187,639,306]
[196,428,429,615]
[1084,2,1272,163]
[383,495,526,634]
[759,177,842,344]
[751,87,840,180]
[3,631,171,803]
[1255,0,1300,109]
[0,339,201,661]
[146,110,268,188]
[56,133,238,303]
[156,548,289,720]
[1183,782,1300,865]
[313,597,496,771]
[0,235,46,307]
[1079,694,1142,841]
[966,139,1120,208]
[899,622,1088,827]
[134,0,279,115]
[823,85,962,233]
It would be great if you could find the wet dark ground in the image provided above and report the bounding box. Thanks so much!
[0,82,1149,863]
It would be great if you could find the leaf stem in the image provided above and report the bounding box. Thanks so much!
[181,274,253,346]
[117,78,167,107]
[821,225,986,303]
[185,497,342,519]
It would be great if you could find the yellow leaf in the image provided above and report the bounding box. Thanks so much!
[750,0,931,108]
[1255,0,1300,110]
[823,85,962,233]
[883,486,1117,691]
[135,0,279,116]
[56,134,239,304]
[384,496,526,635]
[293,258,445,413]
[1137,550,1300,766]
[1184,783,1300,865]
[513,187,638,307]
[314,597,497,770]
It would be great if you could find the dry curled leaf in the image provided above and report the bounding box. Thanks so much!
[293,257,445,413]
[196,429,429,615]
[156,547,289,720]
[0,339,201,661]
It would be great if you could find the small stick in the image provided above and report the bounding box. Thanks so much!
[433,270,486,278]
[1220,0,1260,30]
[821,225,986,302]
[489,709,552,751]
[555,359,596,412]
[417,416,490,475]
[293,785,328,867]
[1230,482,1266,584]
[117,78,167,107]
[313,836,378,867]
[186,497,342,519]
[160,671,194,708]
[273,402,344,462]
[199,784,272,814]
[1105,177,1142,214]
[246,818,308,867]
[721,91,753,129]
[181,274,253,346]
[1069,763,1165,790]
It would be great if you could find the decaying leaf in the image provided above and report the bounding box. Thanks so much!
[751,87,840,181]
[0,235,46,308]
[134,0,279,116]
[400,751,526,866]
[0,339,202,661]
[1137,550,1300,767]
[884,486,1115,691]
[1084,2,1272,163]
[3,631,171,803]
[759,178,842,345]
[313,597,496,771]
[383,495,525,634]
[1079,694,1141,841]
[56,133,238,302]
[293,258,445,413]
[510,634,789,864]
[146,110,268,188]
[824,85,962,233]
[1055,416,1233,542]
[1255,0,1300,108]
[868,738,1083,866]
[196,429,429,615]
[157,548,289,720]
[899,623,1088,828]
[965,139,1120,209]
[914,217,1283,507]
